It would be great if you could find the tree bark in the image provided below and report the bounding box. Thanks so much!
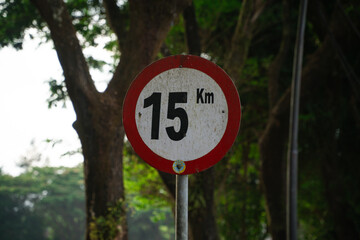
[184,2,201,56]
[258,1,292,238]
[188,169,219,240]
[224,0,266,87]
[267,0,291,110]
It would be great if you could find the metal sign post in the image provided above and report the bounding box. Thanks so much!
[287,0,308,240]
[175,175,188,240]
[123,55,241,240]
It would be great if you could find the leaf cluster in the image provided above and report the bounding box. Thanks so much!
[123,141,175,239]
[0,164,86,240]
[0,0,46,49]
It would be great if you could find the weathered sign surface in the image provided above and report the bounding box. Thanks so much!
[123,55,241,174]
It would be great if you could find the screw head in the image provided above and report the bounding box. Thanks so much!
[172,160,186,174]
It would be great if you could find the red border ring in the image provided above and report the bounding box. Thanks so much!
[123,55,241,175]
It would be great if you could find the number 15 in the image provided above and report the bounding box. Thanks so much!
[144,92,188,141]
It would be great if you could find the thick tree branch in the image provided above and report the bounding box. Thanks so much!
[183,2,201,56]
[30,0,99,110]
[102,0,127,52]
[268,0,291,109]
[224,0,266,86]
[105,0,191,104]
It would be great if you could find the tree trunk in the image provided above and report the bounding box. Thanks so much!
[188,169,219,240]
[224,0,266,87]
[259,110,288,240]
[259,1,291,238]
[74,98,127,239]
[30,0,191,239]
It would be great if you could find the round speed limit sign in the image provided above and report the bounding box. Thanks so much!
[123,55,241,175]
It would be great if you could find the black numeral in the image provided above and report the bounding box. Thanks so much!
[166,92,188,141]
[143,92,188,141]
[144,92,161,139]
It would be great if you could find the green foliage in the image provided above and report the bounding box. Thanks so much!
[123,142,174,239]
[195,0,241,32]
[163,0,242,62]
[0,150,174,240]
[46,78,68,108]
[0,172,46,239]
[67,0,108,48]
[163,16,186,56]
[0,165,86,240]
[194,0,241,64]
[0,0,45,49]
[215,143,268,239]
[86,55,107,71]
[242,57,270,89]
[123,143,171,212]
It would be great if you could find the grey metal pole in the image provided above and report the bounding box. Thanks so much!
[287,0,308,240]
[176,174,188,240]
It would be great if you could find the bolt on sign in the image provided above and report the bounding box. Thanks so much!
[123,55,241,175]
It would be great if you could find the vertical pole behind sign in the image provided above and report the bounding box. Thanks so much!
[175,175,188,240]
[287,0,308,240]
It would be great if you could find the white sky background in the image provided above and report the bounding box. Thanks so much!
[0,30,112,176]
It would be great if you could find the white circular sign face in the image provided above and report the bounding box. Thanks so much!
[123,55,241,175]
[135,68,228,161]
